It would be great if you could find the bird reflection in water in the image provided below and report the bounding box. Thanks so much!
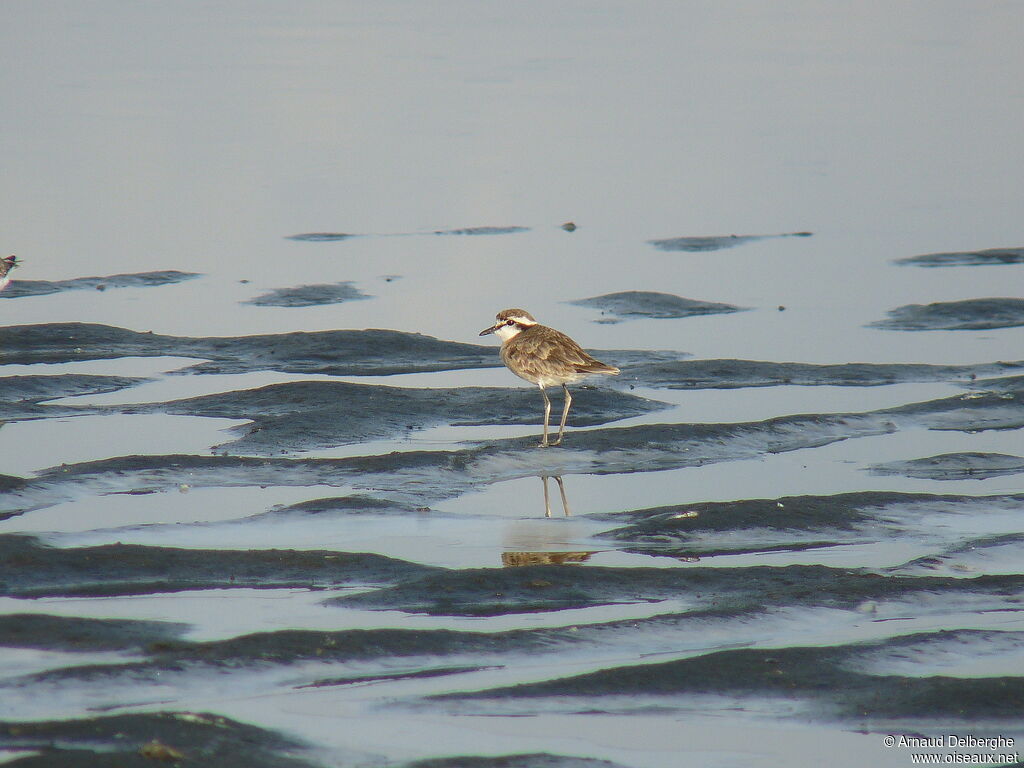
[500,475,595,567]
[501,550,592,567]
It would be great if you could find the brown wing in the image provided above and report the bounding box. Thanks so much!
[502,325,619,382]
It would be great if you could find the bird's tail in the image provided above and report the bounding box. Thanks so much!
[580,362,620,376]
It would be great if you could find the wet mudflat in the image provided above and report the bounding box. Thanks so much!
[569,291,746,322]
[894,247,1024,268]
[243,282,372,308]
[647,232,813,252]
[871,298,1024,331]
[3,3,1024,768]
[1,313,1023,768]
[0,271,200,299]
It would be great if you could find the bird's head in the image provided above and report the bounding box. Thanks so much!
[479,308,537,341]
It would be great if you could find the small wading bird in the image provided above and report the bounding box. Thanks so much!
[0,256,19,291]
[480,308,620,447]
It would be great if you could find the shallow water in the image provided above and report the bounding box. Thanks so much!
[2,2,1024,767]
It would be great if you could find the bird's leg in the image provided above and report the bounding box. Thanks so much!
[538,385,551,447]
[551,384,572,446]
[555,475,570,516]
[541,476,552,517]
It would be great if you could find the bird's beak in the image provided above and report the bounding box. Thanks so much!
[479,323,499,336]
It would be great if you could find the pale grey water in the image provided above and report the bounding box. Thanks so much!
[2,2,1024,767]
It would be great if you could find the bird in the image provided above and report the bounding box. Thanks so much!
[0,256,19,291]
[479,308,620,447]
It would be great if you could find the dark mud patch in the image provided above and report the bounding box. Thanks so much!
[974,374,1024,393]
[854,629,1024,676]
[648,231,812,252]
[898,532,1024,575]
[0,271,200,299]
[0,711,318,768]
[286,226,528,241]
[436,630,1024,722]
[0,614,188,653]
[122,380,670,454]
[298,664,496,690]
[3,381,1022,516]
[626,358,1024,390]
[16,627,552,685]
[0,322,679,376]
[261,494,431,518]
[405,756,631,768]
[0,322,500,376]
[0,535,440,597]
[286,232,361,241]
[433,226,529,236]
[881,384,1024,431]
[328,564,680,616]
[895,247,1024,268]
[0,473,26,496]
[870,298,1024,331]
[0,374,145,403]
[0,374,147,421]
[597,491,1024,558]
[570,291,745,322]
[13,570,1024,677]
[243,282,371,307]
[869,452,1024,481]
[326,562,1024,617]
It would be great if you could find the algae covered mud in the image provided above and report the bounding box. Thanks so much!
[3,2,1024,767]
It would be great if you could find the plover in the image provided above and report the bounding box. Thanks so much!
[479,308,620,447]
[0,256,19,291]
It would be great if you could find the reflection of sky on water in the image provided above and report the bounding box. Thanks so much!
[3,1,1023,364]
